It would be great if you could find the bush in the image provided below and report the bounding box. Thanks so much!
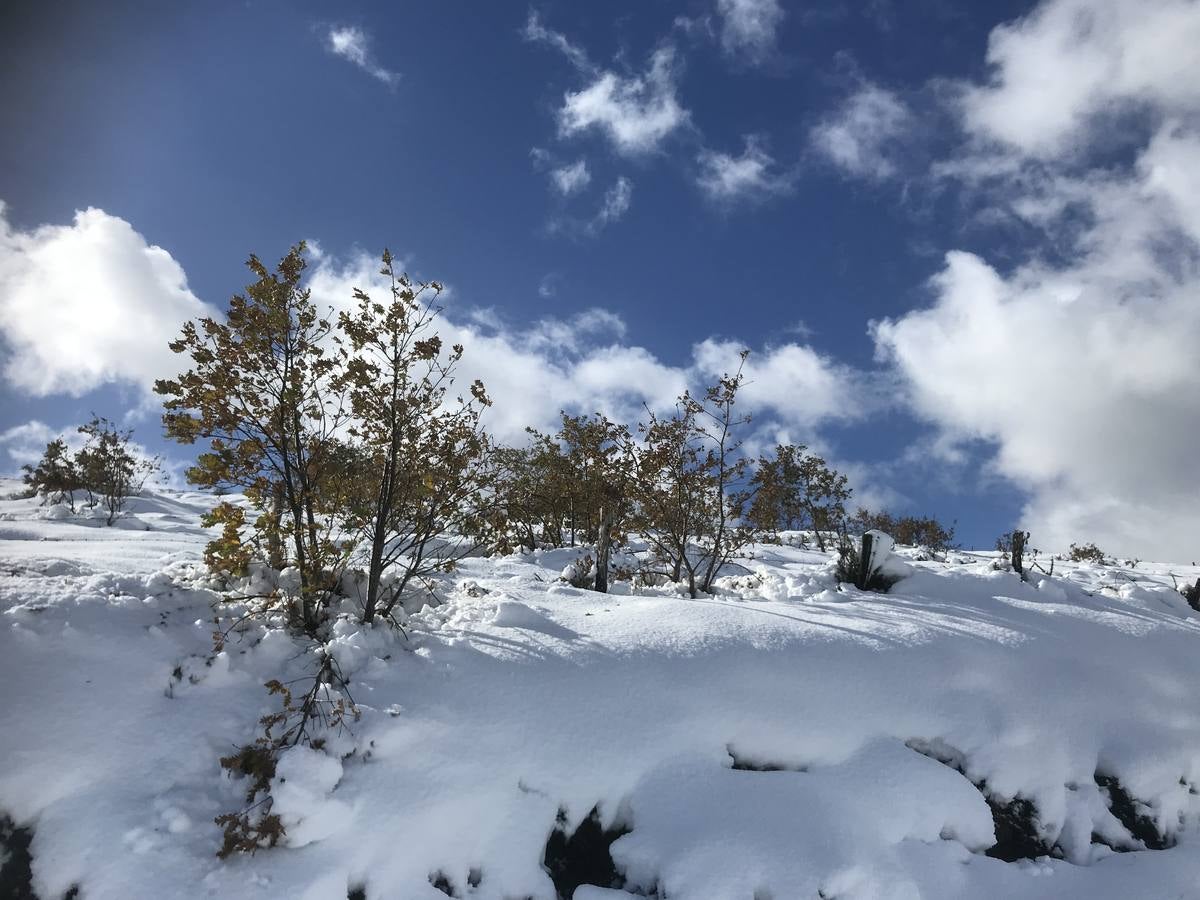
[1179,580,1199,611]
[747,444,850,550]
[21,438,82,509]
[835,531,901,593]
[21,425,157,523]
[76,417,160,525]
[1067,542,1107,564]
[852,509,956,555]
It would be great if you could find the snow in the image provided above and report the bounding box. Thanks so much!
[1,477,1199,899]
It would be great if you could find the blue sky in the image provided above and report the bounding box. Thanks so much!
[2,0,1198,559]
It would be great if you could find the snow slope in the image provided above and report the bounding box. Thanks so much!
[1,478,1199,900]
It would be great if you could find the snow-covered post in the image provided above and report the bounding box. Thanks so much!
[858,529,895,589]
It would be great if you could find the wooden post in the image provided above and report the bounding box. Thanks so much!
[857,532,875,589]
[1012,529,1026,580]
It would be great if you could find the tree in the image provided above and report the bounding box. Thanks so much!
[490,436,572,552]
[155,243,349,634]
[747,444,851,549]
[559,413,632,592]
[335,250,494,625]
[75,417,159,525]
[629,354,756,597]
[22,438,82,510]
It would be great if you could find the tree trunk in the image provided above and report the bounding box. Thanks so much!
[594,503,614,593]
[1012,529,1026,581]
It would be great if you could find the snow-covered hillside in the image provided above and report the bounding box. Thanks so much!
[2,479,1199,900]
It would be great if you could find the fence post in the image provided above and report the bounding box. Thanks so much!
[1012,529,1026,580]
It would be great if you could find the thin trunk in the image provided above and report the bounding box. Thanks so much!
[594,501,614,593]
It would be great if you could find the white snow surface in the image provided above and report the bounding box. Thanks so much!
[1,479,1199,899]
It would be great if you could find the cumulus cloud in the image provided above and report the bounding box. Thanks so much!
[876,0,1200,560]
[716,0,785,64]
[960,0,1200,158]
[557,46,690,156]
[810,83,912,180]
[326,25,400,88]
[302,249,863,445]
[550,159,591,196]
[695,136,796,204]
[525,12,688,156]
[0,203,220,399]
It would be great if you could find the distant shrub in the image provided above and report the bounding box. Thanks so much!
[22,438,82,510]
[76,417,160,525]
[747,444,851,551]
[1067,542,1107,564]
[852,509,956,555]
[1181,580,1200,612]
[21,425,157,523]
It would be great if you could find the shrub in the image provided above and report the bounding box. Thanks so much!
[336,250,495,624]
[853,509,956,555]
[1179,580,1199,611]
[628,353,756,597]
[747,444,851,550]
[76,417,160,525]
[835,531,900,593]
[156,244,351,634]
[21,438,82,509]
[1068,542,1107,564]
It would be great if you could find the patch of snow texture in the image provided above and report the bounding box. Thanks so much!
[0,478,1198,899]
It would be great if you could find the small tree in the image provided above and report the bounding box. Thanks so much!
[629,400,712,595]
[155,243,349,634]
[748,444,851,549]
[335,250,494,625]
[561,413,632,592]
[490,436,572,552]
[75,418,159,524]
[629,354,756,597]
[22,438,82,509]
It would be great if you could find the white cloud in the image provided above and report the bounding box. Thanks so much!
[960,0,1200,158]
[0,203,220,398]
[810,83,912,180]
[552,176,634,238]
[592,176,633,231]
[0,420,62,468]
[302,250,862,445]
[875,123,1200,561]
[695,136,796,204]
[878,0,1200,559]
[550,160,591,196]
[522,11,592,72]
[558,47,690,156]
[716,0,785,64]
[693,338,874,428]
[326,26,400,88]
